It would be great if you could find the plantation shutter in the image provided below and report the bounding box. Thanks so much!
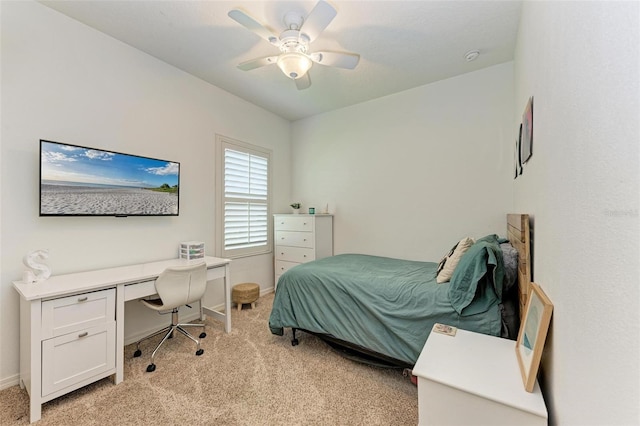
[216,136,272,258]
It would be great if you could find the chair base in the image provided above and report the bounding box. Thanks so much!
[133,308,205,372]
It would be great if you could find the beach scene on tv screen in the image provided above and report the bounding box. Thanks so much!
[40,141,179,215]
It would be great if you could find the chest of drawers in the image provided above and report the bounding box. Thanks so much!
[274,214,333,287]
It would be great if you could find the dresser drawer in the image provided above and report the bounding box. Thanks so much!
[41,288,115,339]
[274,216,314,232]
[275,260,300,276]
[275,245,315,263]
[276,230,314,248]
[42,321,116,397]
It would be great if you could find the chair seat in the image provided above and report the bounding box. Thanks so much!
[140,298,165,311]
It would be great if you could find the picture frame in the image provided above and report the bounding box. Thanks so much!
[514,138,519,179]
[514,123,523,178]
[516,282,553,392]
[520,96,533,164]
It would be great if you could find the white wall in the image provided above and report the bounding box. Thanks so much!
[0,1,290,387]
[291,63,515,261]
[513,2,639,424]
[5,2,638,422]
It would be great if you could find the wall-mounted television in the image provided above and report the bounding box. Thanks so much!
[40,140,179,217]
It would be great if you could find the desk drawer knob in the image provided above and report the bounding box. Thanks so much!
[78,332,89,338]
[77,296,88,302]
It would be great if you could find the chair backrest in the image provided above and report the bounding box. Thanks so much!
[154,262,207,310]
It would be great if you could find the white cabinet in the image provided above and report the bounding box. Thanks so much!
[20,287,116,422]
[412,327,548,426]
[42,322,115,396]
[274,214,333,287]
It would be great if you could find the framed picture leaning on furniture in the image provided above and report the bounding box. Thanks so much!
[516,282,553,392]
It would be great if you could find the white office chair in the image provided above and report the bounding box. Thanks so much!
[133,262,208,372]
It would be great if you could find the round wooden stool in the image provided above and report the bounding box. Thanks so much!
[232,282,260,311]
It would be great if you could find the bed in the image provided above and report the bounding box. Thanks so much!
[269,214,532,367]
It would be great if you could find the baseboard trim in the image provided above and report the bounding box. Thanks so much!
[1,373,20,391]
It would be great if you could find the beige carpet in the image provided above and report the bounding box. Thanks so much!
[1,292,418,425]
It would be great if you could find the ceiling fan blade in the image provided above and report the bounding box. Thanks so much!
[238,56,279,71]
[310,51,360,69]
[228,9,280,46]
[300,1,337,42]
[295,73,312,90]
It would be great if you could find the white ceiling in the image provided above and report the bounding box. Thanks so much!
[40,0,522,121]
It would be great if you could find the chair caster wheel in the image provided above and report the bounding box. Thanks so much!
[291,339,299,346]
[133,349,141,358]
[199,332,206,339]
[146,364,156,372]
[196,349,204,356]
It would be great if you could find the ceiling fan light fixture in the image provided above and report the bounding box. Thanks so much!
[277,52,312,79]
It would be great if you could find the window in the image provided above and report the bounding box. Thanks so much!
[216,135,272,258]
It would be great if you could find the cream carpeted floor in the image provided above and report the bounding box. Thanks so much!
[1,292,418,425]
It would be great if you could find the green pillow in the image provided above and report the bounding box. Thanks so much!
[448,236,504,316]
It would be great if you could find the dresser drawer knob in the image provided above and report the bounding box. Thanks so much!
[78,332,89,338]
[77,296,88,302]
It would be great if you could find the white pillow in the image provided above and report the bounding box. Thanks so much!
[436,237,475,283]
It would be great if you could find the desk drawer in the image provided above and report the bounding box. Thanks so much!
[42,321,116,397]
[42,288,115,339]
[124,280,156,301]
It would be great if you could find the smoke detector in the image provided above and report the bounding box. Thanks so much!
[465,50,480,62]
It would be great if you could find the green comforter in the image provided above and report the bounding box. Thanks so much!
[269,239,505,365]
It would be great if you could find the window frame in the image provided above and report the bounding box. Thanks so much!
[215,134,272,259]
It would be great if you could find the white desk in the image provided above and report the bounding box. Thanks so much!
[13,256,231,423]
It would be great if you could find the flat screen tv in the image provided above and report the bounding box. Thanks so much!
[40,140,179,216]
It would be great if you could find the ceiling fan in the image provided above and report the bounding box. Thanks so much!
[228,0,360,90]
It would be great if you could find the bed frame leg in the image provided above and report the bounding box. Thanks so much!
[291,328,299,346]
